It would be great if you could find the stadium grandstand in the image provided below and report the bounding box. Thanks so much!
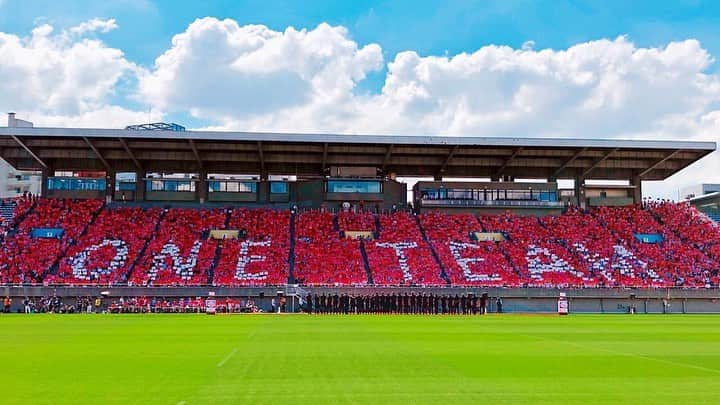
[1,114,720,313]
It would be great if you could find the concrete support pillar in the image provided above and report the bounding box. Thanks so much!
[257,180,269,203]
[574,176,585,209]
[198,169,208,203]
[40,167,51,197]
[631,175,642,205]
[135,170,145,201]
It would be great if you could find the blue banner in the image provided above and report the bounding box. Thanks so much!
[634,233,663,244]
[30,228,64,239]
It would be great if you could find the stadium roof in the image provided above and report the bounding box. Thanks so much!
[0,126,715,180]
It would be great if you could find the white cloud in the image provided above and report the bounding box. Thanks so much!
[144,26,716,198]
[0,18,149,123]
[138,18,383,122]
[24,105,161,128]
[68,18,118,35]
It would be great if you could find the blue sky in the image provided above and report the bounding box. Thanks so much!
[3,0,720,76]
[1,0,719,197]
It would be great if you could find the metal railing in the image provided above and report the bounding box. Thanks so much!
[420,199,566,208]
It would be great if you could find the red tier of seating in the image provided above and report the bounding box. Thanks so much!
[480,212,594,287]
[420,211,518,286]
[213,208,290,286]
[2,198,719,288]
[0,199,103,284]
[542,207,655,287]
[337,211,375,232]
[294,210,368,285]
[50,207,162,285]
[649,201,720,258]
[644,201,719,287]
[592,205,712,287]
[364,212,444,285]
[130,208,227,286]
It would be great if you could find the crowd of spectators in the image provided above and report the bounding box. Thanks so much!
[592,205,712,287]
[0,199,103,284]
[0,195,36,236]
[213,208,290,286]
[8,295,262,314]
[645,201,720,287]
[2,198,720,288]
[365,212,445,285]
[420,212,517,286]
[50,207,162,285]
[294,210,368,285]
[480,213,589,287]
[131,208,227,286]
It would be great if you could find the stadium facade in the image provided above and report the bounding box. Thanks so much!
[1,115,720,313]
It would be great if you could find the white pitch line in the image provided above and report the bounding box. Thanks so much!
[217,348,238,368]
[521,332,720,375]
[582,342,720,375]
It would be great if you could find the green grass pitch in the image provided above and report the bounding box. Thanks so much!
[1,314,719,404]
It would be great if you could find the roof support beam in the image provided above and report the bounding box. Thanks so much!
[188,139,203,169]
[493,147,523,178]
[118,138,143,171]
[321,142,329,172]
[82,137,111,171]
[10,135,47,169]
[581,148,619,178]
[381,144,394,171]
[438,145,459,175]
[551,147,587,179]
[638,149,682,178]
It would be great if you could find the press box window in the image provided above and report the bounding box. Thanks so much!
[327,180,382,193]
[270,182,288,193]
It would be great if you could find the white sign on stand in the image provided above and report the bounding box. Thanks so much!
[206,291,217,315]
[558,292,569,315]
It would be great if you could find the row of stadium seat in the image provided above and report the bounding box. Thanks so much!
[1,199,719,287]
[0,199,103,284]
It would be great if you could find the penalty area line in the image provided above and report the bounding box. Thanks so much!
[217,348,238,368]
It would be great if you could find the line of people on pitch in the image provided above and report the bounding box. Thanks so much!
[304,293,498,314]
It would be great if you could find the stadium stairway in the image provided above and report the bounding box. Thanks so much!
[332,214,340,233]
[0,200,17,222]
[287,211,297,284]
[126,208,167,283]
[207,208,232,285]
[359,240,374,284]
[475,214,523,274]
[44,201,106,280]
[0,198,37,241]
[415,215,451,285]
[374,214,382,239]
